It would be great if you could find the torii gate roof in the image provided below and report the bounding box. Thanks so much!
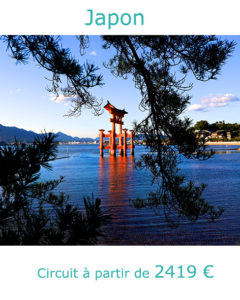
[104,101,128,117]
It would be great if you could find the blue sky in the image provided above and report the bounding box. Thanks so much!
[0,35,240,138]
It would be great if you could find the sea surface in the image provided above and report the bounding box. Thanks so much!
[40,144,240,245]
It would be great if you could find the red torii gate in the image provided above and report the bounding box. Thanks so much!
[99,101,134,156]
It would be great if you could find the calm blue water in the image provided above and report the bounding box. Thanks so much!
[40,144,240,245]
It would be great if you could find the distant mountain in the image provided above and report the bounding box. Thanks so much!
[55,132,95,143]
[0,124,39,143]
[0,124,96,143]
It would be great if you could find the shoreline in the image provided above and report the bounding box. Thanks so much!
[205,141,240,145]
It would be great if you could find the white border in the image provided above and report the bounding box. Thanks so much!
[0,0,240,34]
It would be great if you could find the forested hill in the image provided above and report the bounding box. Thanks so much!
[0,124,95,143]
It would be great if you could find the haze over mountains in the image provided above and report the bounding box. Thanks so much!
[0,124,97,143]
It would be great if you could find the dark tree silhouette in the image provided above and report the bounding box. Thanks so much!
[0,35,103,116]
[0,134,110,245]
[100,36,234,224]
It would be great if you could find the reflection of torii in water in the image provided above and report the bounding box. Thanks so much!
[99,101,134,156]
